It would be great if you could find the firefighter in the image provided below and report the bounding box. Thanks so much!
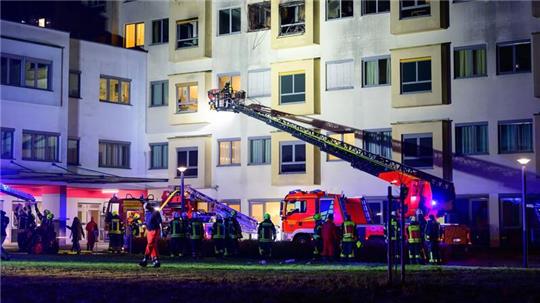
[312,213,323,258]
[340,214,357,259]
[386,211,400,264]
[257,213,276,263]
[16,205,29,251]
[416,209,428,263]
[407,216,422,264]
[321,214,338,261]
[425,214,442,264]
[1,210,10,260]
[169,212,184,257]
[108,211,124,254]
[140,203,162,268]
[189,213,204,259]
[212,216,226,258]
[224,216,238,256]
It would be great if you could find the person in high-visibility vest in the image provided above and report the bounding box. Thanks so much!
[407,216,422,264]
[189,213,204,259]
[425,214,442,264]
[169,212,185,257]
[340,215,357,259]
[108,211,124,254]
[257,213,276,262]
[312,213,323,258]
[385,211,401,263]
[212,216,226,258]
[416,209,428,263]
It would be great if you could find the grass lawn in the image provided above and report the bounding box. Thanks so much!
[2,254,540,303]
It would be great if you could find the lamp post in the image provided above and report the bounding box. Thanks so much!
[517,158,530,268]
[177,166,187,213]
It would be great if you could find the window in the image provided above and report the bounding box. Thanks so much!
[454,46,487,78]
[326,60,354,90]
[279,1,305,36]
[222,200,241,212]
[497,40,531,74]
[400,0,430,19]
[176,19,199,49]
[177,148,198,177]
[67,138,79,165]
[250,200,281,226]
[363,130,392,158]
[152,18,169,44]
[280,141,306,173]
[363,56,390,87]
[500,196,522,228]
[366,200,384,224]
[1,128,14,159]
[219,7,241,35]
[280,73,305,104]
[99,76,131,104]
[498,120,533,154]
[24,59,51,90]
[69,71,81,98]
[248,69,271,97]
[400,58,431,93]
[125,22,145,48]
[402,133,433,168]
[150,143,168,169]
[1,55,22,86]
[285,200,307,215]
[150,80,168,106]
[455,123,488,155]
[249,137,271,165]
[362,0,390,15]
[248,2,271,31]
[327,0,353,20]
[176,83,198,113]
[328,133,355,161]
[22,131,59,162]
[99,141,130,168]
[218,139,241,166]
[218,74,241,91]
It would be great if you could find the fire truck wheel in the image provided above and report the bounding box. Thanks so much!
[293,234,310,245]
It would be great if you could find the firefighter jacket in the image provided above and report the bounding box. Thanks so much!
[225,218,238,239]
[257,219,276,243]
[385,217,399,241]
[407,222,422,244]
[145,210,162,231]
[425,220,441,241]
[189,220,204,240]
[313,220,323,240]
[109,215,124,235]
[231,217,243,239]
[170,218,185,238]
[342,220,357,242]
[212,222,226,239]
[131,219,142,237]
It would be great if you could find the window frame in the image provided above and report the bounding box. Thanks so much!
[99,75,131,105]
[279,1,306,36]
[67,137,80,166]
[279,72,306,104]
[176,18,199,49]
[363,128,393,158]
[326,0,354,21]
[496,39,532,75]
[175,82,198,113]
[149,142,168,170]
[124,22,145,48]
[151,18,169,45]
[248,68,271,97]
[401,133,434,169]
[454,122,489,156]
[176,147,198,178]
[1,127,15,160]
[150,80,168,107]
[248,2,271,32]
[497,119,534,154]
[98,140,131,169]
[400,58,432,94]
[248,136,271,165]
[399,0,431,19]
[279,141,306,174]
[218,138,241,167]
[21,130,60,163]
[326,59,354,91]
[453,44,488,79]
[218,7,242,36]
[362,55,391,88]
[218,72,241,91]
[1,54,52,91]
[361,0,390,15]
[69,70,81,98]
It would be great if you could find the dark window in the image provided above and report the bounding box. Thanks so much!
[22,131,59,162]
[176,19,199,48]
[497,41,531,74]
[98,141,130,168]
[99,76,131,104]
[363,57,390,87]
[177,148,198,177]
[363,130,392,158]
[327,0,353,20]
[219,7,241,35]
[249,137,271,165]
[500,196,521,228]
[400,0,430,19]
[455,123,488,155]
[362,0,390,15]
[67,138,79,165]
[69,71,81,98]
[454,46,487,78]
[248,2,271,31]
[279,1,305,36]
[150,80,168,106]
[1,55,22,86]
[498,120,533,154]
[400,59,431,93]
[150,143,168,169]
[152,18,169,44]
[1,128,14,159]
[280,73,305,104]
[280,142,306,173]
[402,133,433,168]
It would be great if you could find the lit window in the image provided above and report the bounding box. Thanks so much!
[455,123,488,155]
[67,138,80,165]
[38,18,46,28]
[248,2,271,31]
[498,120,533,154]
[152,18,169,44]
[222,200,241,212]
[327,133,355,161]
[219,7,241,35]
[280,141,306,173]
[326,60,354,90]
[24,60,51,90]
[1,128,14,159]
[497,40,531,74]
[176,83,198,113]
[402,133,433,168]
[279,1,305,36]
[363,130,392,158]
[22,131,59,162]
[150,80,168,106]
[249,137,271,165]
[363,56,390,87]
[250,201,281,226]
[150,143,168,169]
[362,0,390,15]
[125,22,145,48]
[69,71,81,98]
[176,19,198,49]
[400,0,430,19]
[177,147,198,177]
[280,72,305,104]
[100,75,131,104]
[218,139,241,166]
[218,74,241,91]
[99,140,130,168]
[454,46,487,78]
[327,0,353,20]
[400,58,431,93]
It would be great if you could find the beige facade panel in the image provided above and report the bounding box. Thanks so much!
[390,0,448,35]
[391,120,452,180]
[271,0,319,49]
[534,33,540,98]
[271,58,320,115]
[271,131,320,186]
[167,135,212,188]
[168,71,212,125]
[391,43,450,108]
[169,0,212,62]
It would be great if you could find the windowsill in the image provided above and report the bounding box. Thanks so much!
[279,101,306,105]
[454,74,488,80]
[363,83,391,88]
[174,176,198,179]
[279,171,307,175]
[454,152,489,156]
[69,95,82,99]
[149,167,168,170]
[149,104,168,108]
[217,164,241,167]
[175,110,198,114]
[99,99,132,106]
[247,163,271,166]
[149,42,168,46]
[1,83,53,92]
[498,150,534,155]
[175,45,199,50]
[400,90,432,95]
[326,15,354,22]
[247,27,270,33]
[361,11,390,16]
[399,14,432,20]
[98,165,131,169]
[217,31,242,37]
[326,86,354,91]
[496,70,532,76]
[22,158,61,163]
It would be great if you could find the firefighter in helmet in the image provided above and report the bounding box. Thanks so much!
[108,211,124,253]
[257,213,276,263]
[385,211,400,263]
[340,214,357,259]
[169,212,185,257]
[312,213,323,258]
[188,213,204,259]
[425,214,442,264]
[407,216,422,264]
[211,215,226,258]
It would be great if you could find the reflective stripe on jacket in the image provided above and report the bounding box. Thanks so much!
[110,218,122,235]
[258,221,276,243]
[170,219,184,238]
[190,221,203,240]
[407,224,421,243]
[342,221,356,242]
[212,222,225,239]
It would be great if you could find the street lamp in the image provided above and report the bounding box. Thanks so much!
[177,166,187,213]
[517,158,530,268]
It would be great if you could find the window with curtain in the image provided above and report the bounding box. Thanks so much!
[176,19,199,49]
[279,1,305,35]
[326,60,354,90]
[151,18,168,44]
[454,46,487,78]
[22,131,59,162]
[497,40,531,74]
[363,56,390,87]
[498,120,533,153]
[24,59,51,90]
[327,0,353,20]
[218,139,241,166]
[99,140,130,168]
[280,72,305,104]
[125,22,145,48]
[176,82,198,113]
[400,58,431,93]
[249,137,271,165]
[363,130,392,158]
[280,141,306,173]
[455,123,488,155]
[248,69,271,97]
[1,128,14,159]
[150,143,168,169]
[177,148,198,177]
[99,76,131,104]
[150,80,168,106]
